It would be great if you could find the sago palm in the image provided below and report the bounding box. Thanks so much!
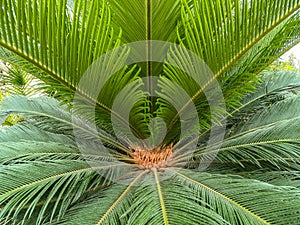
[1,0,300,224]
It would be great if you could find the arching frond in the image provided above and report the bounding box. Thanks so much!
[0,95,128,150]
[159,0,300,138]
[0,160,98,224]
[1,65,42,96]
[171,169,300,225]
[0,0,151,138]
[0,123,74,144]
[243,171,300,188]
[109,0,186,43]
[202,102,300,170]
[227,70,300,131]
[126,171,228,225]
[0,124,134,224]
[181,0,300,75]
[49,172,146,225]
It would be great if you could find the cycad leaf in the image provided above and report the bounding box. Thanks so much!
[127,172,228,225]
[109,0,184,43]
[1,65,42,96]
[0,95,128,150]
[181,0,300,75]
[248,70,300,102]
[237,96,300,134]
[160,2,300,138]
[0,123,74,144]
[244,171,300,188]
[0,0,115,84]
[0,136,133,224]
[0,0,150,138]
[227,70,300,131]
[49,185,131,225]
[51,172,145,225]
[199,96,300,169]
[0,46,78,104]
[0,160,97,224]
[172,169,300,225]
[172,71,300,167]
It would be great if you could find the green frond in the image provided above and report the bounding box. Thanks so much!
[108,0,186,76]
[219,12,300,109]
[159,1,300,137]
[155,74,205,144]
[126,171,228,225]
[0,0,151,138]
[236,95,300,134]
[243,171,300,188]
[49,186,131,225]
[207,118,300,170]
[0,47,76,104]
[1,65,41,96]
[0,160,97,224]
[0,95,128,150]
[51,172,146,225]
[173,71,300,168]
[0,123,74,144]
[0,124,134,224]
[109,0,184,43]
[227,70,300,130]
[171,169,300,225]
[194,96,300,169]
[224,13,300,78]
[0,0,115,83]
[181,0,300,75]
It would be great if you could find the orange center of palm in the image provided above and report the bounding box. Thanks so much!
[131,145,173,169]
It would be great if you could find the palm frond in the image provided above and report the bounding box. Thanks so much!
[171,169,300,225]
[0,160,97,224]
[0,123,74,144]
[243,171,300,188]
[49,172,146,225]
[0,0,151,138]
[109,0,185,43]
[206,118,300,170]
[0,0,113,83]
[158,0,300,138]
[227,70,300,131]
[236,95,300,134]
[0,95,128,150]
[0,124,135,224]
[126,171,228,225]
[108,0,186,76]
[0,46,75,103]
[1,65,41,96]
[170,69,300,165]
[181,0,300,75]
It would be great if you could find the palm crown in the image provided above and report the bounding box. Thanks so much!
[1,0,300,224]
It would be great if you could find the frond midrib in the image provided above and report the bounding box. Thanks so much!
[1,106,127,151]
[169,169,271,225]
[195,115,300,153]
[166,3,300,134]
[0,151,117,161]
[0,39,144,142]
[0,164,131,198]
[153,168,169,225]
[96,171,146,225]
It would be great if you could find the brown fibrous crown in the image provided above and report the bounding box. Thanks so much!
[130,145,173,170]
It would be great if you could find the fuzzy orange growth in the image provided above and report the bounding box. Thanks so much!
[131,145,173,169]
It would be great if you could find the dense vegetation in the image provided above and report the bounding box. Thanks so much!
[0,0,300,224]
